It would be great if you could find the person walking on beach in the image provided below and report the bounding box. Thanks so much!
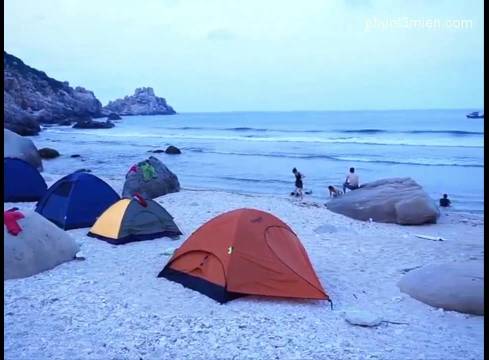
[292,168,304,200]
[343,167,359,193]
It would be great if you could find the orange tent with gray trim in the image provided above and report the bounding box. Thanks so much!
[158,208,329,303]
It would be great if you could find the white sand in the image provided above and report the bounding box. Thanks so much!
[4,174,484,360]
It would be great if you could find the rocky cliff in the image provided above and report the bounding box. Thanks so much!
[4,51,103,135]
[103,87,176,116]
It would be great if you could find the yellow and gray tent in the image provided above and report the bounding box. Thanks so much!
[87,198,182,244]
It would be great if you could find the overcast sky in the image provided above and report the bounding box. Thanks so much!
[4,0,484,112]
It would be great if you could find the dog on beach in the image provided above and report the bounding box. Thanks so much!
[328,185,343,198]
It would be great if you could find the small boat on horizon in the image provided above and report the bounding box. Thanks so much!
[466,111,484,119]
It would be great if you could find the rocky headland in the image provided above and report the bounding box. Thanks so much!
[4,51,102,135]
[4,52,177,136]
[103,87,176,116]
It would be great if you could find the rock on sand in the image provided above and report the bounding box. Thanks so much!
[326,177,440,225]
[398,261,484,315]
[4,210,80,280]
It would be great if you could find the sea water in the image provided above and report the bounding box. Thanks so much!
[35,109,484,214]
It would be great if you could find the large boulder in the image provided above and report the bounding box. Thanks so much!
[326,177,439,225]
[107,113,122,120]
[165,145,181,154]
[4,128,43,171]
[38,147,60,159]
[4,92,41,135]
[4,210,80,280]
[72,118,115,129]
[103,87,176,116]
[398,261,484,315]
[122,156,180,199]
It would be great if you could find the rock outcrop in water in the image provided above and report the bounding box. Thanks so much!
[4,51,103,135]
[72,118,115,129]
[103,87,176,116]
[38,148,60,159]
[326,177,440,225]
[107,113,122,120]
[165,145,181,154]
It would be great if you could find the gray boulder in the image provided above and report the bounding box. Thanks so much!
[38,147,60,159]
[58,119,74,126]
[122,156,180,199]
[326,177,439,225]
[398,261,484,315]
[72,118,115,129]
[4,210,80,280]
[4,92,41,135]
[103,87,176,116]
[4,128,43,171]
[107,113,122,120]
[165,145,181,154]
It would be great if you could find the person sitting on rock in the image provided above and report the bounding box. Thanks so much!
[343,167,359,193]
[439,194,451,207]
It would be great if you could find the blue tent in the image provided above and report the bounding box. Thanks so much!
[36,171,120,230]
[4,158,47,202]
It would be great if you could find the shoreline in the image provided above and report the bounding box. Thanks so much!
[182,185,485,219]
[15,171,487,237]
[40,172,485,223]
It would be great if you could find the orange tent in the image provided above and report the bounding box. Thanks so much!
[158,208,329,303]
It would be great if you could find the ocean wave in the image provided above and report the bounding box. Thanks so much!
[218,176,290,184]
[184,147,204,152]
[339,129,387,134]
[227,127,268,131]
[45,130,482,148]
[164,127,483,135]
[337,129,483,135]
[407,130,483,135]
[54,125,482,136]
[171,127,484,135]
[186,149,483,167]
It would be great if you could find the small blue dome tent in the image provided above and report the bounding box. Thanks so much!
[35,171,120,230]
[4,158,47,202]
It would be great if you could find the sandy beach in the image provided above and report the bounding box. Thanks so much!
[4,173,484,360]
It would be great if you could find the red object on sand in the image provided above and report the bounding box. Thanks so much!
[133,192,148,207]
[4,210,25,236]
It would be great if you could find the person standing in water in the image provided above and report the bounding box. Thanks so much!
[439,194,451,207]
[292,168,304,200]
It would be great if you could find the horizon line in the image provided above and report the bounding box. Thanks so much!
[171,107,483,114]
